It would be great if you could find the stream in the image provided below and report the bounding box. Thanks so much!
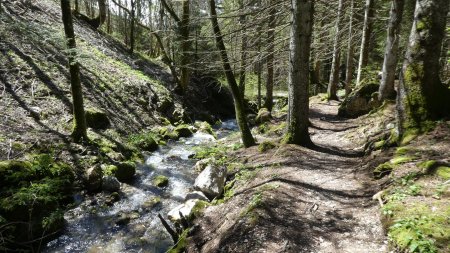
[44,120,238,253]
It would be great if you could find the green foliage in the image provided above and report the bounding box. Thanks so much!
[373,162,394,179]
[258,141,276,153]
[389,216,438,253]
[128,131,159,152]
[153,175,169,187]
[168,229,189,253]
[390,155,414,165]
[435,166,450,180]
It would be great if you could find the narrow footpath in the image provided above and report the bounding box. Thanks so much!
[188,101,388,253]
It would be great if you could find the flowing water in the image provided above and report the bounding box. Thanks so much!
[44,120,238,253]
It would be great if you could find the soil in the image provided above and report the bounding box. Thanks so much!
[188,100,391,253]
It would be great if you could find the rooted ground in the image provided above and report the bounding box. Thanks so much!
[188,100,390,253]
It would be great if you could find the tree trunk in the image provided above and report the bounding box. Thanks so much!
[107,1,111,33]
[60,0,88,143]
[356,0,375,86]
[265,2,276,111]
[74,0,79,12]
[238,0,247,98]
[129,0,135,53]
[378,0,405,101]
[98,0,107,26]
[396,0,449,137]
[208,0,255,148]
[285,0,313,146]
[344,0,355,97]
[85,0,91,17]
[327,0,343,101]
[179,0,191,92]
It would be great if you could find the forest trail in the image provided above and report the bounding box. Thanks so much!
[188,100,388,253]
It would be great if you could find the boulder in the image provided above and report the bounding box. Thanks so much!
[255,108,271,124]
[86,165,103,192]
[194,165,226,199]
[338,82,381,118]
[142,196,161,211]
[115,162,136,182]
[85,108,110,129]
[102,176,121,192]
[185,191,209,202]
[175,124,193,138]
[192,158,214,172]
[153,175,169,187]
[167,199,199,222]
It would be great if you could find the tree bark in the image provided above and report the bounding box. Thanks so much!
[344,0,355,97]
[98,0,107,26]
[179,0,191,92]
[265,2,276,111]
[238,0,247,99]
[60,0,88,143]
[378,0,405,101]
[327,0,343,101]
[208,0,256,148]
[129,0,135,53]
[285,0,313,146]
[396,0,449,137]
[356,0,375,86]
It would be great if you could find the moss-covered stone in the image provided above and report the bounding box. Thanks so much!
[390,155,414,165]
[142,196,161,210]
[373,140,386,150]
[258,141,276,153]
[195,121,216,138]
[338,82,380,118]
[115,162,136,182]
[0,155,74,247]
[175,124,193,138]
[85,108,110,130]
[373,163,394,179]
[129,132,158,152]
[158,126,180,140]
[436,166,450,180]
[153,175,169,187]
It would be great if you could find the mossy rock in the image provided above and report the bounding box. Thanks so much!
[373,162,394,179]
[0,160,33,187]
[85,108,110,130]
[255,108,271,124]
[338,82,380,118]
[175,124,193,138]
[390,156,414,165]
[142,196,161,210]
[195,121,216,138]
[158,127,180,140]
[373,140,386,150]
[258,141,276,153]
[436,166,450,180]
[115,162,136,182]
[153,175,169,187]
[129,133,158,152]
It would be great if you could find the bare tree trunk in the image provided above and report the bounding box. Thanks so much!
[397,0,449,137]
[344,0,355,97]
[179,0,191,92]
[208,0,255,148]
[60,0,88,143]
[98,0,107,26]
[129,0,135,53]
[378,0,405,101]
[85,0,91,17]
[327,0,343,101]
[238,0,247,98]
[356,0,375,86]
[74,0,79,12]
[285,0,313,146]
[265,2,276,111]
[107,0,111,33]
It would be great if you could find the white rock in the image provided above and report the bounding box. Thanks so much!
[194,165,226,199]
[168,199,199,222]
[185,191,209,202]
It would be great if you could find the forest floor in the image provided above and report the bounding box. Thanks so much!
[187,98,450,253]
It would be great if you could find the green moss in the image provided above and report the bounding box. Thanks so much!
[258,141,276,153]
[417,160,436,172]
[128,132,158,152]
[142,196,161,210]
[390,156,414,165]
[435,166,450,180]
[158,127,180,140]
[168,229,189,253]
[103,165,118,176]
[153,175,169,187]
[373,162,394,179]
[115,162,136,182]
[191,200,209,218]
[395,147,411,156]
[374,140,386,150]
[195,121,217,138]
[175,124,193,138]
[85,108,110,130]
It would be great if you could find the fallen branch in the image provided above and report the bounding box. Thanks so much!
[158,213,178,243]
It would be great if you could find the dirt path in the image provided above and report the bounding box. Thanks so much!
[188,101,388,253]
